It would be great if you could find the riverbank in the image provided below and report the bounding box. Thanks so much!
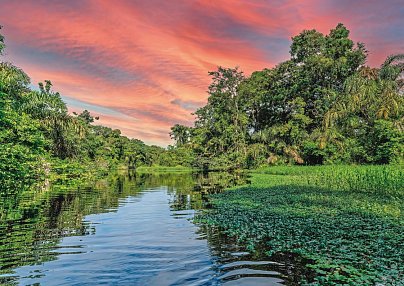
[134,165,194,173]
[198,165,404,285]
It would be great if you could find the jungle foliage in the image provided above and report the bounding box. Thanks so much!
[170,24,403,169]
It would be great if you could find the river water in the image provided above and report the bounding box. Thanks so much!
[0,171,304,285]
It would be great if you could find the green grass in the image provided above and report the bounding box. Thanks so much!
[135,165,194,173]
[198,165,404,285]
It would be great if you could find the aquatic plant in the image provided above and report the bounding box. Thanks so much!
[198,165,404,285]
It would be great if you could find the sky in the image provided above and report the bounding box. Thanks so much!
[0,0,403,146]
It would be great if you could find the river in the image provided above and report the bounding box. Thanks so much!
[0,171,304,285]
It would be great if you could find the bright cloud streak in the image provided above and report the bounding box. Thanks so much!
[1,0,403,145]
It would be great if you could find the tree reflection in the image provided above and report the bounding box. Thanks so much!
[0,170,247,282]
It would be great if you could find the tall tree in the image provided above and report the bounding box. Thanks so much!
[323,54,404,163]
[290,23,367,126]
[170,124,190,147]
[19,81,84,159]
[193,67,247,155]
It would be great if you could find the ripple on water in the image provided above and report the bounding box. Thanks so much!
[0,172,307,285]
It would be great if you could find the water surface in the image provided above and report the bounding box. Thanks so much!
[0,172,304,285]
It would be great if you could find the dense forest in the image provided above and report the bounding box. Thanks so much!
[170,24,403,170]
[0,26,192,193]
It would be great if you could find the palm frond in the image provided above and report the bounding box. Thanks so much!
[379,53,404,80]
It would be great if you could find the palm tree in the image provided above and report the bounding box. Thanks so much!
[379,54,404,83]
[321,54,404,155]
[170,124,190,147]
[19,81,84,158]
[324,54,404,129]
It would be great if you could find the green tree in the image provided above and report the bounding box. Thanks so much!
[191,67,248,168]
[0,101,46,193]
[170,124,190,147]
[74,109,99,124]
[289,23,366,126]
[19,81,84,159]
[323,54,404,163]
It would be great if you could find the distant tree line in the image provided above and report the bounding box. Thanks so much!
[170,24,403,169]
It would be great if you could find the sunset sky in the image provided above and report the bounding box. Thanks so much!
[1,0,403,146]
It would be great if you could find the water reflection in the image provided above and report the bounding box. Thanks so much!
[0,171,304,285]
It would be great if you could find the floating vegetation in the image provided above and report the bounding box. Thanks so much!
[197,165,404,285]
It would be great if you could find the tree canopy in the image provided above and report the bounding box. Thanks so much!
[170,24,403,169]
